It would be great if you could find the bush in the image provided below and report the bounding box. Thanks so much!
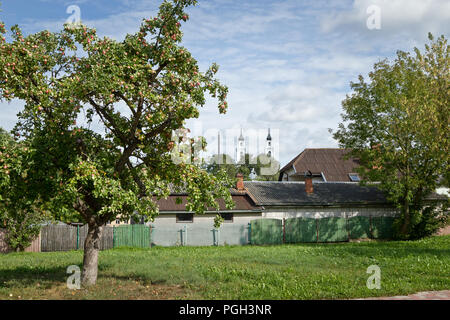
[393,203,449,240]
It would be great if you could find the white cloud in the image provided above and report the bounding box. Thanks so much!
[2,0,449,166]
[321,0,450,38]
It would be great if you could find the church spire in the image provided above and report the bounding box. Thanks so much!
[236,128,246,163]
[266,128,273,158]
[239,128,245,141]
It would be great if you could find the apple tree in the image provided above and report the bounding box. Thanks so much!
[0,0,234,285]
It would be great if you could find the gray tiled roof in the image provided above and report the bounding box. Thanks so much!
[245,181,447,206]
[245,181,388,206]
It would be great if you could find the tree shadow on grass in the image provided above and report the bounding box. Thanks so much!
[0,265,75,289]
[0,264,169,291]
[0,261,117,289]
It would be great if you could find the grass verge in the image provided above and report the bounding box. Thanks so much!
[0,236,449,299]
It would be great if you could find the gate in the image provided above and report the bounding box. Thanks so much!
[249,219,283,245]
[113,224,151,248]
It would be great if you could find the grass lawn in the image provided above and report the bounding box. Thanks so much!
[0,235,449,300]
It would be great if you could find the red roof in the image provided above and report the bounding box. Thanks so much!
[156,194,260,212]
[280,149,360,182]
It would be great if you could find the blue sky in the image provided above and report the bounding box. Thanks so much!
[0,0,449,166]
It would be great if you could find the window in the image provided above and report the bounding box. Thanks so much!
[349,173,360,182]
[115,219,121,225]
[176,213,194,223]
[220,213,234,223]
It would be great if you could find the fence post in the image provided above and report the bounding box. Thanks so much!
[248,222,252,245]
[149,225,152,248]
[113,226,115,248]
[76,225,79,250]
[282,218,286,244]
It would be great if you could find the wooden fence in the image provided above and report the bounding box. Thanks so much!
[40,225,148,252]
[40,225,115,252]
[1,224,151,253]
[0,228,41,253]
[1,222,449,253]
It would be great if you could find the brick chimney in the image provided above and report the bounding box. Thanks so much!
[305,171,313,194]
[236,173,245,191]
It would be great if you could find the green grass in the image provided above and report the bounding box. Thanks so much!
[1,236,449,300]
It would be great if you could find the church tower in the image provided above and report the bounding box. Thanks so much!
[236,129,246,164]
[265,129,273,158]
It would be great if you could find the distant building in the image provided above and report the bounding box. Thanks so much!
[236,129,246,164]
[265,129,273,158]
[235,129,273,163]
[279,148,361,182]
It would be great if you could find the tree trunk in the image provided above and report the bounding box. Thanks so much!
[81,223,102,286]
[400,198,410,237]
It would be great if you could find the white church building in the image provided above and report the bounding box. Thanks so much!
[234,129,274,163]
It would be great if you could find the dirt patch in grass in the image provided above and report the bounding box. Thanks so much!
[1,278,193,300]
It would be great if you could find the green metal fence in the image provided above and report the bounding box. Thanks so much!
[113,225,152,248]
[250,219,283,245]
[285,218,316,243]
[250,216,395,245]
[371,216,395,239]
[317,217,348,242]
[347,216,371,239]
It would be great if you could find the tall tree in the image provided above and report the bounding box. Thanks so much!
[0,128,48,252]
[333,33,449,239]
[0,0,233,285]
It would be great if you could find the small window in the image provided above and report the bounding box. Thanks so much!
[220,213,234,223]
[176,213,194,223]
[115,219,121,225]
[349,173,360,182]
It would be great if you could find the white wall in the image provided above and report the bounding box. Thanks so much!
[262,207,399,220]
[146,207,399,246]
[148,213,261,247]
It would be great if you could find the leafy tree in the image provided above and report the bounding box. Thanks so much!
[250,153,280,181]
[0,0,233,285]
[333,33,449,239]
[0,128,49,251]
[204,154,238,180]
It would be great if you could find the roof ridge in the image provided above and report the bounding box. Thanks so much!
[245,181,365,184]
[280,150,305,172]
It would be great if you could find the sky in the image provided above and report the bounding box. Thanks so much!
[0,0,449,166]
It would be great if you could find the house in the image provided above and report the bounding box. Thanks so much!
[148,181,262,246]
[148,174,392,246]
[245,178,398,220]
[147,172,447,246]
[279,148,361,182]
